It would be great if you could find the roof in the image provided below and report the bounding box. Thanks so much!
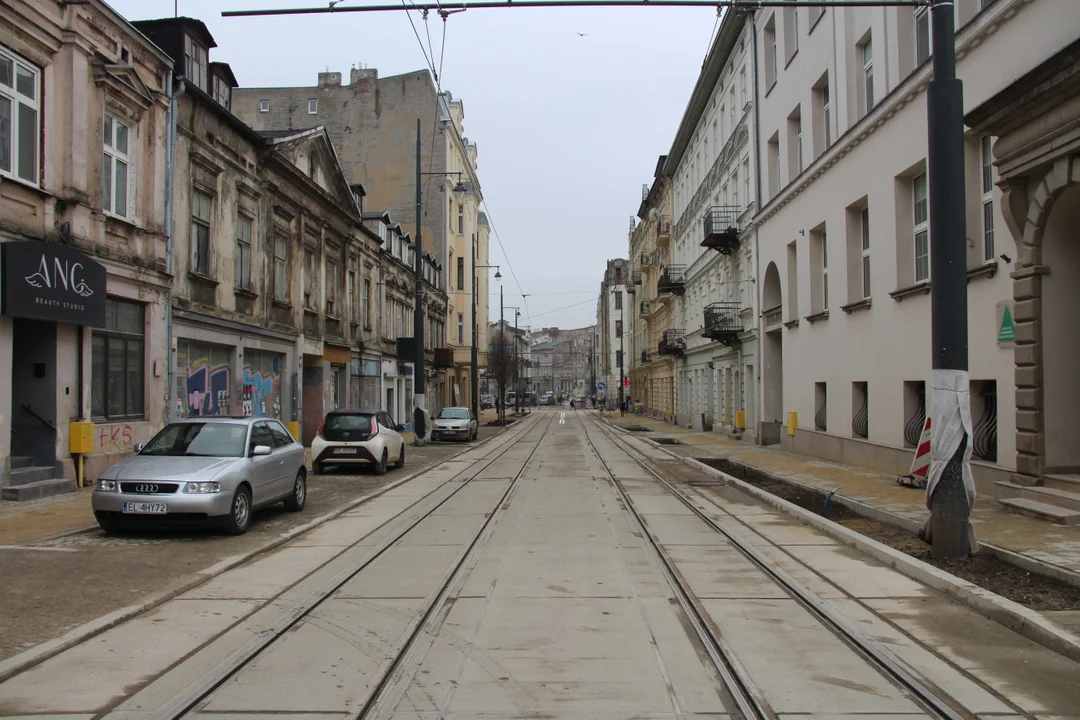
[130,17,217,50]
[363,211,392,224]
[210,61,238,88]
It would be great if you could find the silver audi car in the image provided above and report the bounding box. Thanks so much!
[92,417,308,535]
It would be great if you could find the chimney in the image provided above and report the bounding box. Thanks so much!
[318,71,342,88]
[350,64,378,85]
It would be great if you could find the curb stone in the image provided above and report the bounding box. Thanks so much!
[0,421,524,684]
[600,418,1080,663]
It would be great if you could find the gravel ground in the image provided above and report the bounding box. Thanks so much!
[0,430,503,661]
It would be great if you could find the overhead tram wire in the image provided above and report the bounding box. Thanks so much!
[223,1,931,18]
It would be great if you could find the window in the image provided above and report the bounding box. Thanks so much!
[614,290,622,310]
[348,269,356,324]
[103,114,132,218]
[788,107,803,177]
[915,8,931,65]
[304,249,315,308]
[236,215,252,290]
[326,260,337,316]
[191,190,212,276]
[363,278,372,328]
[981,136,995,262]
[457,313,464,345]
[913,173,929,282]
[810,5,825,28]
[765,15,778,88]
[184,35,207,91]
[743,159,750,206]
[822,231,829,310]
[784,5,799,63]
[822,82,832,150]
[274,234,289,301]
[862,37,875,113]
[213,76,230,109]
[615,320,623,338]
[259,99,269,113]
[457,204,464,234]
[739,67,747,107]
[861,207,872,298]
[457,256,465,290]
[0,46,40,184]
[732,170,740,207]
[308,98,318,114]
[91,298,144,420]
[767,133,781,197]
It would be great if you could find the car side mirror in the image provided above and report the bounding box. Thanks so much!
[133,443,144,454]
[395,424,406,432]
[252,444,273,457]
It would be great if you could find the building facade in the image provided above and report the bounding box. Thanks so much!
[749,0,1066,493]
[596,259,628,407]
[0,1,174,493]
[231,70,489,415]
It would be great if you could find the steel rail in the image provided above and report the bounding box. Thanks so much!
[145,413,549,720]
[584,415,967,720]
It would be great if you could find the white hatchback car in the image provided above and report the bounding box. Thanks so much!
[311,409,406,475]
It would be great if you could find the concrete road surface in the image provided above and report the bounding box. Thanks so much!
[0,408,1077,719]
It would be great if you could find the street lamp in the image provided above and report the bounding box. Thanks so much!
[412,117,470,446]
[473,263,501,419]
[504,305,522,415]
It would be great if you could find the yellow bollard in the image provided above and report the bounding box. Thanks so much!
[287,421,301,442]
[787,411,797,436]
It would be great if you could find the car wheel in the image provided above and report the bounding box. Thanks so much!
[312,461,324,475]
[284,469,307,512]
[395,444,405,469]
[95,514,125,535]
[374,449,388,476]
[223,485,252,535]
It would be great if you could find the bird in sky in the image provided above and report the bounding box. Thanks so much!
[576,32,587,37]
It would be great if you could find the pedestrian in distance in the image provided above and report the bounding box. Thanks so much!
[570,398,576,411]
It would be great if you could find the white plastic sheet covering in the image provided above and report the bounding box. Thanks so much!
[918,369,979,552]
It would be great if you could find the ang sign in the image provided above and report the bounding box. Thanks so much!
[1,241,107,327]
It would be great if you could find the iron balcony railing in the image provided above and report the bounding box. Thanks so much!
[702,205,742,254]
[657,265,686,296]
[702,302,743,346]
[658,329,687,358]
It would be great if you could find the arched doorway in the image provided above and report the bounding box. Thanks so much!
[1041,183,1080,469]
[762,262,783,444]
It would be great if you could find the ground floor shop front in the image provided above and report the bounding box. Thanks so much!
[678,339,758,443]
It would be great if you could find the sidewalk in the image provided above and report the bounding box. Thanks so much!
[605,414,1080,583]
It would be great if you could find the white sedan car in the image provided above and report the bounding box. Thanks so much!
[311,409,406,475]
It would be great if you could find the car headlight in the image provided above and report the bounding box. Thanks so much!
[97,479,117,492]
[183,481,221,494]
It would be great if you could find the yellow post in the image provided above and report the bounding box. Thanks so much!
[788,411,798,436]
[735,410,746,430]
[70,421,95,488]
[288,421,301,442]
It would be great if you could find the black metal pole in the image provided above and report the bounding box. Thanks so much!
[514,310,520,414]
[927,0,969,559]
[500,284,504,422]
[471,243,479,419]
[413,118,427,445]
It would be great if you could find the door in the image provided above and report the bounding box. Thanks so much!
[11,318,58,468]
[247,421,280,504]
[270,420,302,495]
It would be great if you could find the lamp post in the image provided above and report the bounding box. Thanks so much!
[504,305,522,415]
[411,119,469,446]
[473,263,501,419]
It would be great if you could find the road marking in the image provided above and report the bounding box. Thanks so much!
[559,412,566,424]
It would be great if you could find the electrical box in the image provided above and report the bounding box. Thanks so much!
[70,421,95,454]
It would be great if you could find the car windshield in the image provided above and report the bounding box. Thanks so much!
[325,413,374,430]
[140,422,247,457]
[438,408,470,420]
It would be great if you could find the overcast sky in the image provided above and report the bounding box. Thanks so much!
[111,0,715,330]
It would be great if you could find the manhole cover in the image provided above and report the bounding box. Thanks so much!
[653,437,681,445]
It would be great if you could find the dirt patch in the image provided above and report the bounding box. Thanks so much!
[624,426,654,432]
[653,438,681,445]
[699,457,1080,612]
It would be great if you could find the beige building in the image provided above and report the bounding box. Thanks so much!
[750,0,1075,499]
[595,258,627,407]
[0,1,173,497]
[231,71,489,414]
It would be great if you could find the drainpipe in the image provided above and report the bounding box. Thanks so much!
[750,17,764,445]
[164,73,184,424]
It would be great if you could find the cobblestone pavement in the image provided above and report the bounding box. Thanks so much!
[0,426,506,661]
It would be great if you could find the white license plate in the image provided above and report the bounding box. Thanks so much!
[334,447,358,455]
[122,502,168,514]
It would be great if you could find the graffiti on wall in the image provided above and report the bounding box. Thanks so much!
[241,352,282,418]
[98,423,135,452]
[186,358,230,416]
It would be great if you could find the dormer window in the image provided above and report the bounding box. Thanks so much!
[213,75,230,109]
[184,35,207,91]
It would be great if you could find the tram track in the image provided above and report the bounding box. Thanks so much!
[138,412,552,720]
[581,412,969,720]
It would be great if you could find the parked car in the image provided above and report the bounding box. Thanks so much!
[480,394,496,410]
[505,391,517,407]
[432,407,479,442]
[311,409,406,476]
[92,417,307,535]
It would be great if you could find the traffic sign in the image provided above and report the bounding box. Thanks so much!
[622,379,630,388]
[597,381,606,390]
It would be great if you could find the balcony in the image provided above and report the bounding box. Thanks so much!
[701,206,741,255]
[631,270,641,286]
[763,305,783,331]
[657,265,686,296]
[640,250,657,268]
[640,350,654,364]
[433,347,455,368]
[702,302,743,346]
[658,329,687,358]
[639,298,654,317]
[656,217,672,246]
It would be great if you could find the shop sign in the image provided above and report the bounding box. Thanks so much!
[2,241,106,327]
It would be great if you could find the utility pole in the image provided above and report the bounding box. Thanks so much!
[471,241,478,419]
[412,119,427,446]
[499,283,504,422]
[927,0,970,560]
[514,309,521,414]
